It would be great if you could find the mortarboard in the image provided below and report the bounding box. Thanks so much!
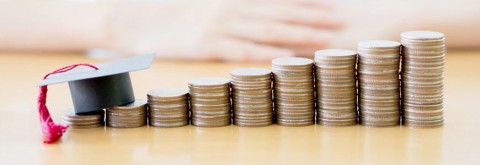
[36,54,155,144]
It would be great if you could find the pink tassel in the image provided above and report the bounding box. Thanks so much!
[38,64,98,144]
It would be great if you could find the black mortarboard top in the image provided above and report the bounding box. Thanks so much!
[38,54,155,114]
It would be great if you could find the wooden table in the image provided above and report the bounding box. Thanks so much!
[1,51,479,164]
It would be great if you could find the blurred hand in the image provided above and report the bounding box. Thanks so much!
[110,0,343,61]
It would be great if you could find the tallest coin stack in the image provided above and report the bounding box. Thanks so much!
[401,31,445,128]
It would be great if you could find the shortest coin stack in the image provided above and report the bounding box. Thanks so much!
[106,99,148,128]
[147,88,190,127]
[62,110,105,128]
[230,68,273,127]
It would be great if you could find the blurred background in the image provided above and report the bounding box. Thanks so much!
[0,0,479,61]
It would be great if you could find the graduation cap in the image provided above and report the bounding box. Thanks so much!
[36,54,155,144]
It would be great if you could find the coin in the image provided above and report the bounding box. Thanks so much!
[189,77,231,127]
[62,109,104,129]
[272,57,314,126]
[401,31,445,128]
[314,49,358,126]
[147,88,189,127]
[106,99,147,128]
[230,68,271,79]
[272,57,314,68]
[357,40,401,127]
[147,88,188,101]
[188,77,230,87]
[230,68,273,127]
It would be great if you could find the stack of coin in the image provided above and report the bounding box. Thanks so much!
[272,57,315,126]
[147,88,189,127]
[401,31,445,128]
[106,99,147,128]
[62,109,104,128]
[230,68,273,127]
[314,49,358,126]
[188,77,231,127]
[357,40,401,127]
